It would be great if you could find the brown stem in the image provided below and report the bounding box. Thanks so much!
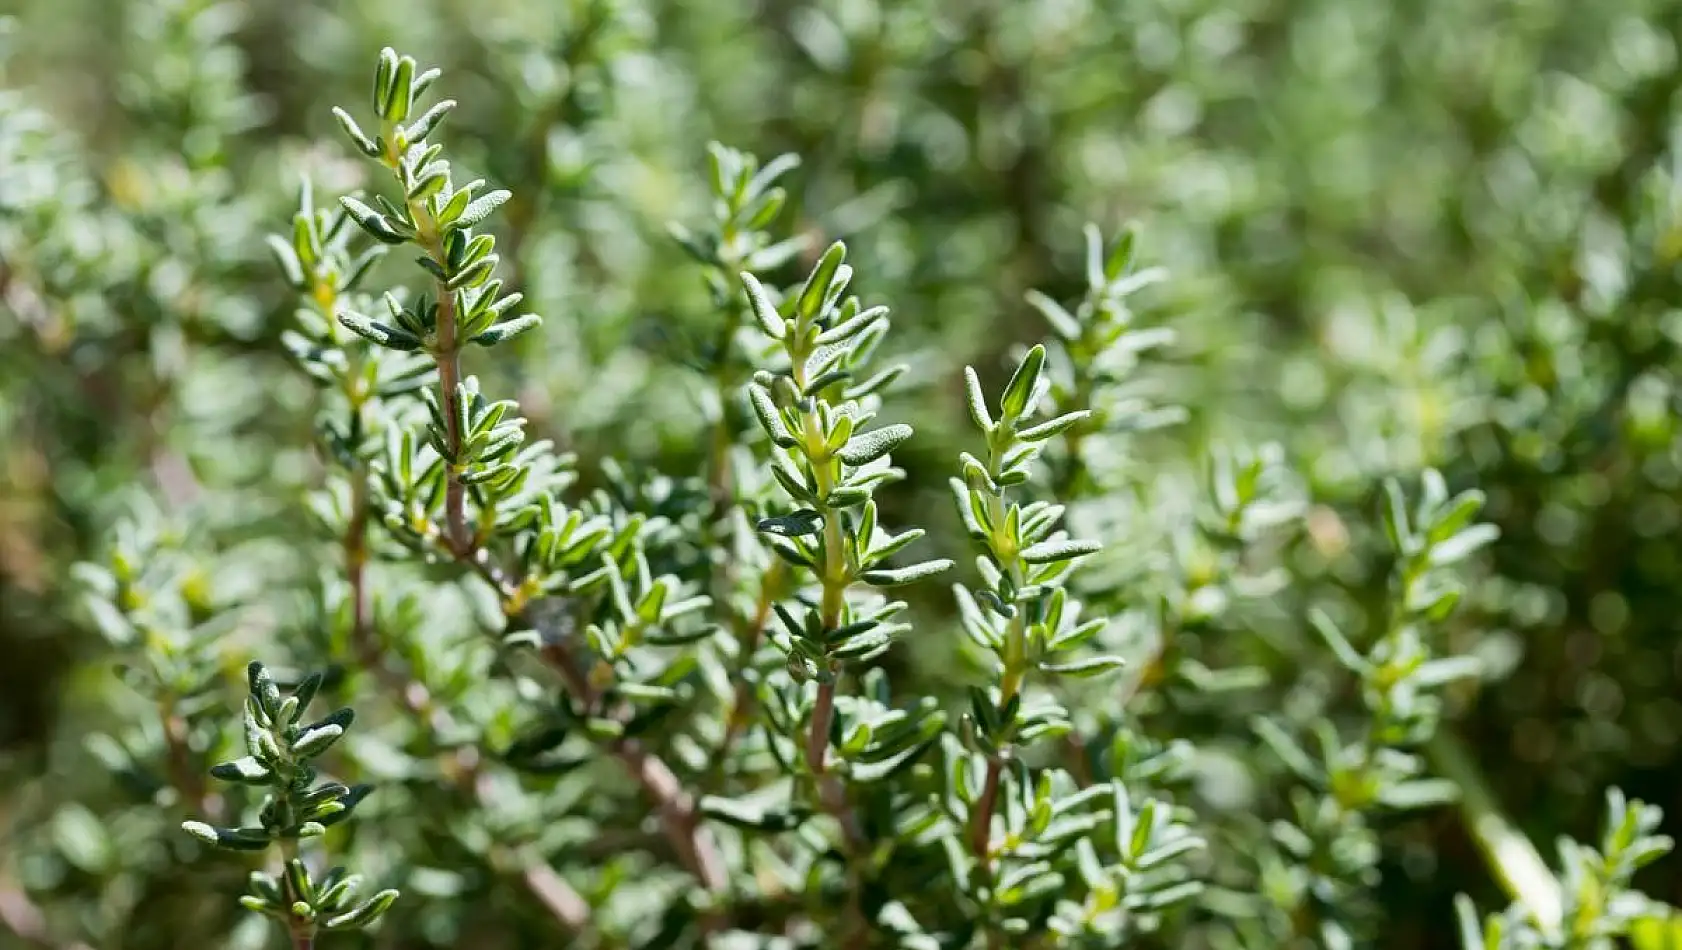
[520,862,593,935]
[538,637,727,893]
[355,638,595,935]
[618,738,728,890]
[343,471,592,936]
[457,555,724,895]
[160,701,219,820]
[970,758,1003,861]
[806,680,836,777]
[718,567,781,762]
[805,676,869,943]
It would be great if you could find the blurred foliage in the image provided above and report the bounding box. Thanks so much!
[4,0,1682,947]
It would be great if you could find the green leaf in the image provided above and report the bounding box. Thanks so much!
[339,311,424,351]
[964,367,994,432]
[1083,223,1106,288]
[859,559,953,587]
[53,805,112,874]
[1414,655,1483,688]
[766,536,816,569]
[1378,779,1460,810]
[1038,655,1126,678]
[749,385,796,447]
[1018,410,1091,442]
[1429,524,1500,567]
[403,98,456,142]
[338,196,409,244]
[381,54,415,122]
[837,424,913,466]
[999,344,1047,420]
[373,48,399,113]
[292,723,346,758]
[470,313,541,347]
[323,889,399,931]
[700,795,808,832]
[331,107,380,157]
[1024,290,1081,340]
[740,272,786,339]
[248,662,282,720]
[757,510,824,537]
[795,241,848,319]
[1308,609,1365,673]
[266,234,305,288]
[1629,912,1682,950]
[209,757,273,785]
[1103,224,1139,282]
[850,734,942,783]
[643,626,719,647]
[1134,834,1204,871]
[1020,538,1101,564]
[1381,477,1412,552]
[451,189,512,230]
[1454,894,1493,950]
[291,673,323,720]
[182,821,272,852]
[1252,717,1318,783]
[816,305,888,345]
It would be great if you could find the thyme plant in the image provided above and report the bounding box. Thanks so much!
[3,7,1682,949]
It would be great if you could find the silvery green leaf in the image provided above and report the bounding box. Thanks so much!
[859,559,953,587]
[1020,538,1101,564]
[838,424,913,466]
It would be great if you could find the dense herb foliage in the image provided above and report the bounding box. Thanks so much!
[3,2,1682,948]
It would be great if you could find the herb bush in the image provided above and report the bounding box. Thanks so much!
[3,1,1682,948]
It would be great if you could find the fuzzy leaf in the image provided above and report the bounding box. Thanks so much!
[1018,410,1092,442]
[339,311,424,351]
[323,889,399,930]
[292,724,346,758]
[209,757,273,785]
[470,314,542,347]
[182,822,271,852]
[859,559,953,587]
[999,344,1047,420]
[838,424,913,466]
[450,189,512,230]
[1020,538,1101,564]
[740,272,787,339]
[1038,655,1126,678]
[758,510,824,537]
[700,795,808,832]
[331,107,381,157]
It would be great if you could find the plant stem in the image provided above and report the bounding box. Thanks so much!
[387,144,469,555]
[717,562,783,765]
[159,699,215,818]
[1427,730,1562,933]
[970,757,1003,860]
[533,631,728,893]
[969,666,1020,864]
[324,379,593,938]
[471,543,726,893]
[791,385,869,944]
[278,840,317,950]
[806,679,837,776]
[519,859,594,935]
[429,256,470,555]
